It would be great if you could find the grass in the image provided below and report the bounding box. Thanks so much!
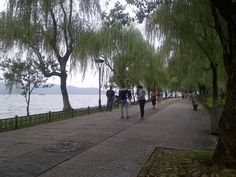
[206,97,225,107]
[138,148,236,177]
[198,96,225,112]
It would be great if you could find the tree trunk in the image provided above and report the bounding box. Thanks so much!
[60,71,72,111]
[210,62,218,105]
[26,91,30,116]
[131,87,136,103]
[198,83,207,99]
[26,102,30,116]
[211,2,236,164]
[212,56,236,164]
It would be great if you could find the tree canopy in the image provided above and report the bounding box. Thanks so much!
[0,55,48,116]
[127,0,236,166]
[0,0,101,110]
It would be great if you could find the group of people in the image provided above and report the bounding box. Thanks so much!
[150,91,163,110]
[106,85,146,120]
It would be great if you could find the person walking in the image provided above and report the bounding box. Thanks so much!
[119,85,131,119]
[151,91,157,110]
[137,85,146,119]
[157,91,162,104]
[106,86,115,111]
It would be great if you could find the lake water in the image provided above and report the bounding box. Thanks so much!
[0,94,107,119]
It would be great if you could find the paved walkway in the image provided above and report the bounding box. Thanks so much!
[0,99,216,177]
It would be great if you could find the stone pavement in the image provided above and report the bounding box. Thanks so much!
[0,99,216,177]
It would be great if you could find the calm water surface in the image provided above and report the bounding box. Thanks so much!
[0,94,107,119]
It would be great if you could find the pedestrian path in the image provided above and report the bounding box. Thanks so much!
[0,99,216,177]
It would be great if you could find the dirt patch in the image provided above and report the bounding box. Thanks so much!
[46,141,86,153]
[138,147,236,177]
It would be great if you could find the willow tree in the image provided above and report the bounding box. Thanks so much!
[166,42,214,95]
[128,0,236,165]
[141,51,166,92]
[70,2,135,85]
[113,27,154,86]
[1,0,100,110]
[145,0,225,104]
[94,24,165,90]
[78,20,150,87]
[73,1,166,99]
[209,0,236,165]
[0,56,48,116]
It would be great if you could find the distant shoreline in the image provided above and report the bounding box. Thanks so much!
[0,93,106,95]
[0,82,105,95]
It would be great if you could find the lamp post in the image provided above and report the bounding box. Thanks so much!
[95,59,104,109]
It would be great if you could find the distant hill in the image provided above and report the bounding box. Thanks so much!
[0,82,102,95]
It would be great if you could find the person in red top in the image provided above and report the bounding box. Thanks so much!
[151,91,157,110]
[157,91,162,104]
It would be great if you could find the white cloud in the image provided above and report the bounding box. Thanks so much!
[0,1,6,12]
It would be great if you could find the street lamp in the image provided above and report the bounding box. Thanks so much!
[95,58,104,109]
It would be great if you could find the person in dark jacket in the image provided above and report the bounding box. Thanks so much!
[106,86,115,111]
[119,85,131,119]
[137,85,146,119]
